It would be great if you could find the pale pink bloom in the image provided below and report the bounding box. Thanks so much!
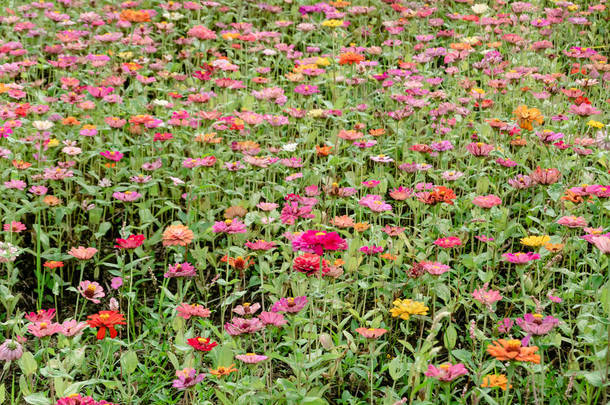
[233,303,261,316]
[68,246,97,260]
[60,320,88,337]
[224,317,264,335]
[235,353,268,363]
[591,236,610,254]
[557,215,588,228]
[164,262,197,278]
[25,308,56,323]
[502,252,540,264]
[472,284,503,306]
[271,296,308,313]
[0,340,23,361]
[258,311,287,327]
[78,280,105,304]
[421,261,451,275]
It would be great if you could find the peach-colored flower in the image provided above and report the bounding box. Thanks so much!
[68,246,97,260]
[162,223,195,247]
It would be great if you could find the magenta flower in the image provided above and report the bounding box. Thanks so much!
[271,296,308,313]
[424,363,468,382]
[212,219,247,234]
[294,84,319,95]
[291,230,347,255]
[434,236,462,248]
[359,245,383,255]
[172,368,205,390]
[99,151,124,161]
[502,252,541,264]
[110,277,123,289]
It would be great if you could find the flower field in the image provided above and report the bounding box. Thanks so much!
[0,0,609,404]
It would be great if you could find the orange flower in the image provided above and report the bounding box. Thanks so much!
[43,195,62,206]
[561,190,584,204]
[162,224,195,247]
[486,339,540,363]
[481,374,511,391]
[544,243,564,253]
[338,52,365,65]
[61,117,81,126]
[353,222,370,232]
[369,128,386,136]
[221,255,254,270]
[209,364,238,377]
[119,9,151,23]
[510,137,527,146]
[43,261,64,269]
[512,105,544,131]
[12,159,32,169]
[380,253,397,261]
[316,145,333,157]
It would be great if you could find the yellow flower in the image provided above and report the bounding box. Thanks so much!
[321,19,345,28]
[315,57,330,66]
[47,139,60,147]
[587,120,604,129]
[520,235,551,247]
[390,299,428,320]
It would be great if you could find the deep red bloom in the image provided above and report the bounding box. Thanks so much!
[86,310,126,340]
[293,253,330,276]
[187,337,218,352]
[114,234,146,249]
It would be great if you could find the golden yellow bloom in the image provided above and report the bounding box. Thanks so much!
[315,57,331,66]
[321,19,345,28]
[520,235,551,247]
[587,120,604,129]
[47,139,60,147]
[390,299,428,320]
[513,105,544,131]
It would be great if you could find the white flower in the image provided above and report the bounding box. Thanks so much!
[282,143,298,152]
[152,99,170,107]
[32,121,54,131]
[99,178,112,187]
[471,3,489,14]
[169,176,185,186]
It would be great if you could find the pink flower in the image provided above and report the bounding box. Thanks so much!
[112,191,142,202]
[100,150,124,161]
[472,284,503,306]
[271,296,308,313]
[516,313,559,335]
[110,277,123,289]
[420,261,451,275]
[25,308,56,323]
[389,187,413,200]
[258,311,287,327]
[359,245,384,255]
[256,202,279,211]
[245,240,276,250]
[172,368,205,390]
[78,280,105,304]
[28,321,63,338]
[466,142,494,156]
[591,236,610,254]
[164,262,197,278]
[60,320,88,337]
[569,103,601,116]
[235,353,268,363]
[291,230,348,255]
[472,194,502,208]
[224,317,265,335]
[502,252,541,264]
[434,236,462,248]
[212,219,247,234]
[355,328,388,339]
[3,221,26,233]
[359,194,392,212]
[424,363,468,382]
[280,201,314,225]
[176,303,211,319]
[233,303,261,316]
[556,215,588,228]
[0,339,23,361]
[187,25,216,40]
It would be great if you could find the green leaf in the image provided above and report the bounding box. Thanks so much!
[389,356,406,380]
[0,384,5,404]
[301,397,328,405]
[444,324,457,350]
[120,351,139,374]
[94,222,112,238]
[24,393,51,405]
[18,352,37,377]
[582,371,604,387]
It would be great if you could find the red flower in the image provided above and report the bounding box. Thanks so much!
[187,337,218,352]
[114,234,146,249]
[293,253,330,276]
[86,310,126,340]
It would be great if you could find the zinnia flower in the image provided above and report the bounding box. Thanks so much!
[271,296,308,313]
[502,252,540,264]
[68,246,97,260]
[390,299,428,320]
[291,230,348,255]
[78,280,105,304]
[472,194,502,208]
[355,328,388,339]
[481,374,511,391]
[424,363,468,382]
[187,337,218,352]
[235,353,268,364]
[176,303,211,319]
[172,368,205,390]
[115,234,145,249]
[86,310,126,340]
[0,339,23,361]
[162,223,194,247]
[486,339,540,363]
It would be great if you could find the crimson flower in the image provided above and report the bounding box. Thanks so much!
[115,234,146,249]
[86,310,126,340]
[187,337,218,352]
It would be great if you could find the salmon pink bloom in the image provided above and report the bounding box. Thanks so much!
[421,261,451,275]
[68,246,97,260]
[293,253,329,276]
[164,262,197,278]
[472,194,502,208]
[224,317,265,335]
[162,223,194,247]
[176,303,211,319]
[472,284,503,306]
[27,321,63,338]
[235,353,268,363]
[355,327,388,339]
[557,216,588,228]
[591,236,610,254]
[25,308,56,323]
